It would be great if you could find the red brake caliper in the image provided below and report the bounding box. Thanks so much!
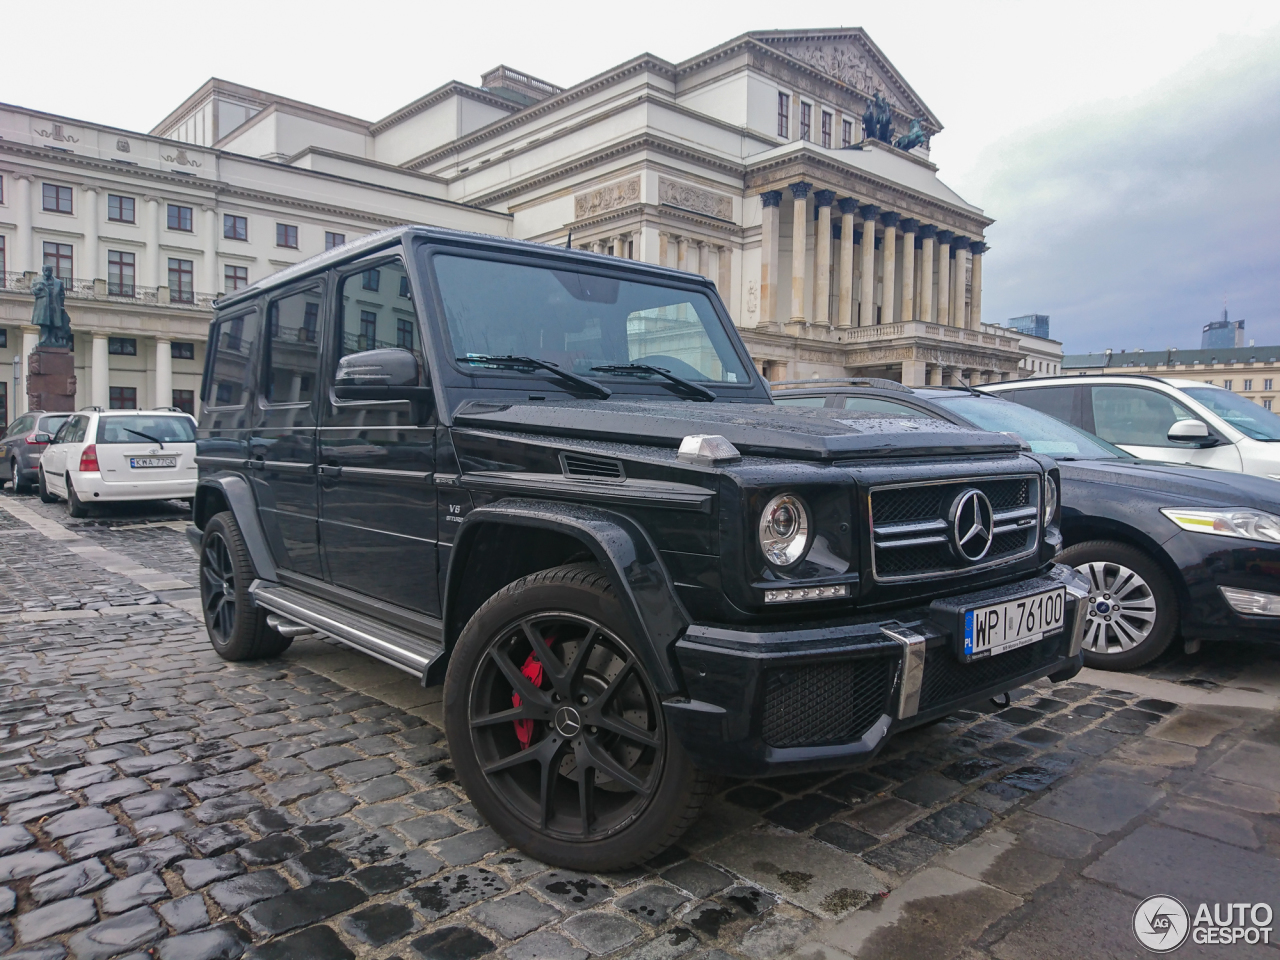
[512,652,545,750]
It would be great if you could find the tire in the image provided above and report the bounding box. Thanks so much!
[1061,540,1178,670]
[200,511,292,661]
[38,469,58,504]
[13,460,32,495]
[65,479,89,518]
[445,563,712,871]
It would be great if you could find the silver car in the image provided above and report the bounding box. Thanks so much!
[0,411,73,494]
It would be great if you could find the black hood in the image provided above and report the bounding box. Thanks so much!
[451,399,1020,461]
[1063,458,1280,509]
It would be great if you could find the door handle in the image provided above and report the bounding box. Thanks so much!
[319,464,342,478]
[249,457,265,471]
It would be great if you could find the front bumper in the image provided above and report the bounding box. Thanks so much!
[1163,531,1280,644]
[665,563,1089,777]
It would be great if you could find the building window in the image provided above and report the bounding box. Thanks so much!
[777,92,790,138]
[821,111,832,148]
[1266,379,1274,390]
[225,265,248,293]
[224,215,247,241]
[799,102,812,141]
[42,183,73,214]
[1266,399,1274,411]
[108,337,137,356]
[276,223,298,248]
[359,310,377,349]
[397,317,414,348]
[1244,379,1253,391]
[172,389,195,414]
[362,269,380,292]
[1223,379,1233,391]
[109,386,137,409]
[107,195,135,223]
[168,258,194,303]
[167,204,193,232]
[0,236,5,287]
[171,342,195,360]
[43,242,73,280]
[107,250,135,296]
[325,231,345,250]
[399,275,411,299]
[0,329,7,348]
[302,302,318,342]
[842,118,853,147]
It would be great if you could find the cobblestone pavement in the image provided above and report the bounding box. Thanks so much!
[1,488,1278,960]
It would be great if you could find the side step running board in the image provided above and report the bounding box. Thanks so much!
[250,580,443,677]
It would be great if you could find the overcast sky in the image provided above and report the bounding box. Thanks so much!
[9,0,1279,353]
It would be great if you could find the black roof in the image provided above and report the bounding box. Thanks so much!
[216,225,716,312]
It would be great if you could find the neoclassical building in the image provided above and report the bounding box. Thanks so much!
[0,28,1050,422]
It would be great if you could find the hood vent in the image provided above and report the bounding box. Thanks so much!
[560,452,626,482]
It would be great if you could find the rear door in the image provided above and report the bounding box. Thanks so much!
[42,414,84,491]
[247,278,325,578]
[1086,384,1242,469]
[317,251,439,614]
[94,414,198,481]
[1,415,34,479]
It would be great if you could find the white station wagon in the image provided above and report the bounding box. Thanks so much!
[39,408,198,516]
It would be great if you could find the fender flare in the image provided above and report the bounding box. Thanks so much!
[195,473,277,583]
[441,499,690,695]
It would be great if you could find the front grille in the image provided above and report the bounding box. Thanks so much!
[870,476,1039,581]
[761,656,898,748]
[919,634,1065,711]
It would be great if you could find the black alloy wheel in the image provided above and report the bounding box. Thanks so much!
[38,468,58,504]
[199,511,291,661]
[446,564,710,870]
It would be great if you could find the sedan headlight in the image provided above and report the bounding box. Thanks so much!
[1044,477,1059,526]
[1160,507,1280,543]
[759,493,810,566]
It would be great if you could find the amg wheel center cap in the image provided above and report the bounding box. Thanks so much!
[554,706,583,737]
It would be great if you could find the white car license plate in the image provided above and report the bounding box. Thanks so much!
[962,588,1066,661]
[130,456,176,469]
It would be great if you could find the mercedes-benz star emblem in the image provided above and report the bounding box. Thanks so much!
[950,488,994,562]
[553,706,583,738]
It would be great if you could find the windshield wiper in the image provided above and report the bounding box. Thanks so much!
[457,355,611,399]
[590,363,716,402]
[123,427,164,449]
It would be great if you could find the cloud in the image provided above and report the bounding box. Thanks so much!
[970,29,1280,353]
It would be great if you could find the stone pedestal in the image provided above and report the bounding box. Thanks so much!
[27,347,77,413]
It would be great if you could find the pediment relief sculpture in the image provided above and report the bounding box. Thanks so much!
[773,41,900,108]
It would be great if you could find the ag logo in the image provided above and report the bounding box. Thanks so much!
[1134,895,1190,952]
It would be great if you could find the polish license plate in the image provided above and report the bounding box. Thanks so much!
[130,456,176,469]
[961,588,1066,661]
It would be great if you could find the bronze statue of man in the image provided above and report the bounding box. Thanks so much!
[30,266,72,348]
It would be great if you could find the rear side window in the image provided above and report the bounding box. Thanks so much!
[264,283,324,405]
[773,396,828,407]
[6,415,34,438]
[1005,386,1087,430]
[205,308,260,408]
[38,415,70,437]
[842,396,934,417]
[97,415,196,444]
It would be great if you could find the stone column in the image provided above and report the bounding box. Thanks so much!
[677,237,691,273]
[612,234,626,259]
[92,335,110,409]
[899,219,918,326]
[20,327,38,416]
[918,226,936,324]
[716,245,730,299]
[836,199,858,328]
[879,212,899,326]
[913,236,924,321]
[935,230,953,326]
[858,205,878,326]
[639,224,660,264]
[144,196,162,289]
[155,339,172,411]
[901,359,928,387]
[82,186,100,283]
[789,182,811,324]
[951,236,969,326]
[203,206,219,294]
[13,175,33,275]
[591,239,605,255]
[812,190,834,327]
[759,192,781,328]
[969,241,987,328]
[698,241,711,279]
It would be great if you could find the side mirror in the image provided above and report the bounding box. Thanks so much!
[32,433,53,444]
[1167,419,1218,447]
[333,348,432,401]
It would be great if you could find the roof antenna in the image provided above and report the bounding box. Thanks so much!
[565,231,572,249]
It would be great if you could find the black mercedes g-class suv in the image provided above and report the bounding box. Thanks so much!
[191,226,1089,870]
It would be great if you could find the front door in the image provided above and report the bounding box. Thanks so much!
[248,280,325,577]
[1087,384,1242,469]
[317,252,439,614]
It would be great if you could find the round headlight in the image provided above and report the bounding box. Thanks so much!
[759,494,810,567]
[1044,476,1059,526]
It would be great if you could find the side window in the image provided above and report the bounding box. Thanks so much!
[6,415,33,438]
[842,396,934,417]
[52,418,75,444]
[328,255,426,428]
[263,282,324,406]
[1007,386,1086,429]
[1090,386,1198,447]
[205,308,260,420]
[72,417,90,443]
[773,396,828,407]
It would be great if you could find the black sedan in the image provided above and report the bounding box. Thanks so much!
[772,379,1280,670]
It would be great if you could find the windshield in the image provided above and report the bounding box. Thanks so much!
[97,415,195,444]
[1180,387,1280,441]
[936,395,1129,459]
[430,254,750,387]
